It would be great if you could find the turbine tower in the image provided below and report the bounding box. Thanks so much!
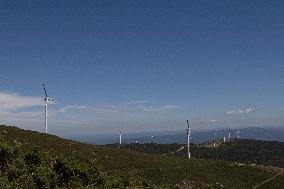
[213,130,216,147]
[119,132,122,145]
[237,130,240,139]
[42,83,54,134]
[186,120,191,159]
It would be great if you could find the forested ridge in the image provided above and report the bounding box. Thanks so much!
[109,139,284,168]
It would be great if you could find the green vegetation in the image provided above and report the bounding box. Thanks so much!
[192,139,284,168]
[0,125,283,188]
[110,139,284,168]
[0,142,151,189]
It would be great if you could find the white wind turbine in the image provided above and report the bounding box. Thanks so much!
[43,83,54,134]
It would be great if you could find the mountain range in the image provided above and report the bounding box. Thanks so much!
[67,127,284,144]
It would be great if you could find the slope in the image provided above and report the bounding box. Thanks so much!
[109,139,284,168]
[0,125,283,188]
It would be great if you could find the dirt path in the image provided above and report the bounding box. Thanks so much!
[252,169,283,189]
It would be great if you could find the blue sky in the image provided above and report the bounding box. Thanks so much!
[0,1,284,136]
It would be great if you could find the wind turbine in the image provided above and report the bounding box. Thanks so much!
[186,120,191,159]
[42,83,54,134]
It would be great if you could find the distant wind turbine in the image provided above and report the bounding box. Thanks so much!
[186,120,191,159]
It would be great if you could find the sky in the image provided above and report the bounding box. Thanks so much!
[0,0,284,136]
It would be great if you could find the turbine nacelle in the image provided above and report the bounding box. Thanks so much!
[43,97,54,104]
[44,97,54,101]
[186,120,191,135]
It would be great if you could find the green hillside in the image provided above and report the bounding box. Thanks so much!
[0,125,283,188]
[109,139,284,168]
[192,139,284,168]
[0,143,130,189]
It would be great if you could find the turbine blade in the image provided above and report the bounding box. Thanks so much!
[187,120,190,129]
[43,83,48,97]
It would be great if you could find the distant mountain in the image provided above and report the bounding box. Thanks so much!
[67,133,119,145]
[121,127,284,144]
[68,127,284,144]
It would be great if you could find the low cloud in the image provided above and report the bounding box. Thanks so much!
[0,91,45,131]
[58,105,87,113]
[0,91,182,134]
[84,103,180,116]
[142,105,179,112]
[125,100,149,105]
[0,91,42,110]
[225,108,256,115]
[161,105,180,109]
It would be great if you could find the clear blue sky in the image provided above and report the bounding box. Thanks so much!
[0,1,284,136]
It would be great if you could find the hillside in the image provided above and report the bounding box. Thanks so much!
[0,143,130,188]
[0,125,283,188]
[193,139,284,168]
[108,139,284,168]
